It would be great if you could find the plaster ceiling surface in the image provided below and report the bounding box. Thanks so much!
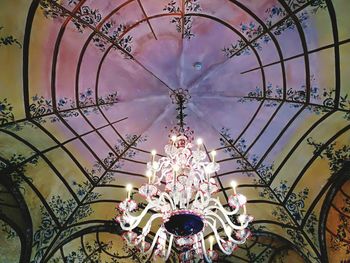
[0,0,349,262]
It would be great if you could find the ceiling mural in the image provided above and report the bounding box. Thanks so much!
[0,0,349,262]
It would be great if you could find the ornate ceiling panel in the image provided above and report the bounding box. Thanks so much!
[0,0,349,262]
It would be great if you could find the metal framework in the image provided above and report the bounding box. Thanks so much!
[0,0,349,262]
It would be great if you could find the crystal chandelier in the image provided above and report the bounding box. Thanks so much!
[115,89,253,262]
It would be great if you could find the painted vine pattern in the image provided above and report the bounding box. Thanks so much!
[223,0,327,58]
[0,98,15,125]
[0,221,17,240]
[0,26,21,48]
[238,82,350,120]
[163,0,201,39]
[219,127,320,260]
[307,138,350,254]
[29,89,118,123]
[31,133,146,262]
[40,1,133,56]
[329,199,350,254]
[0,153,39,192]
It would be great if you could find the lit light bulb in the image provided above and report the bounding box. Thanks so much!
[231,180,237,195]
[146,170,152,184]
[151,150,156,163]
[211,150,217,163]
[209,235,215,250]
[238,214,246,226]
[196,138,203,151]
[126,184,132,199]
[171,135,177,142]
[173,164,180,172]
[227,226,232,236]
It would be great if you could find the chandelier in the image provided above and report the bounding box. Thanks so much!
[115,89,253,262]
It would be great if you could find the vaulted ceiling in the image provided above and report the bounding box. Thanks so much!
[0,0,349,262]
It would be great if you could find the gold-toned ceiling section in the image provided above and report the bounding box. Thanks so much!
[326,180,350,262]
[0,0,350,262]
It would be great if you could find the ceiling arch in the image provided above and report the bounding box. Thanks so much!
[0,0,349,262]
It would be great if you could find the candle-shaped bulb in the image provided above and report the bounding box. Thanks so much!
[209,235,215,251]
[146,170,152,184]
[173,164,180,172]
[211,150,217,163]
[151,150,156,163]
[196,138,203,150]
[231,180,237,195]
[238,214,246,226]
[126,184,132,199]
[171,135,177,142]
[227,226,232,237]
[243,204,247,215]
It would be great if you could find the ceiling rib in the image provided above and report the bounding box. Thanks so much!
[228,0,287,100]
[137,0,158,40]
[47,0,174,92]
[278,0,311,103]
[41,135,143,262]
[187,0,315,91]
[240,37,350,75]
[220,134,321,259]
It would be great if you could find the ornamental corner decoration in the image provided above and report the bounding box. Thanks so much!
[115,89,253,262]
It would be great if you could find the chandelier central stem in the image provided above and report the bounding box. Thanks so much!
[171,88,191,133]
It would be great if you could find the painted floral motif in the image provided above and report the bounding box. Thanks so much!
[252,247,273,263]
[91,134,147,172]
[28,89,118,124]
[273,180,290,200]
[40,0,66,19]
[163,0,201,40]
[238,79,350,120]
[92,21,133,57]
[32,191,97,262]
[286,187,309,224]
[286,0,327,11]
[238,81,320,107]
[223,1,326,58]
[272,206,294,225]
[40,1,133,58]
[256,161,275,184]
[0,153,38,192]
[73,6,102,32]
[1,221,17,240]
[307,138,350,174]
[0,98,15,125]
[0,26,21,48]
[304,212,319,245]
[72,180,100,202]
[329,194,350,254]
[219,127,240,158]
[286,229,320,262]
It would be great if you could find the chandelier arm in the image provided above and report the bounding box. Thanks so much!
[206,197,241,215]
[140,214,164,238]
[204,212,235,239]
[205,209,249,231]
[158,192,176,210]
[155,164,172,185]
[121,202,157,230]
[165,234,174,260]
[142,227,164,256]
[192,189,208,209]
[199,232,212,263]
[205,210,238,231]
[205,203,240,216]
[205,220,246,252]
